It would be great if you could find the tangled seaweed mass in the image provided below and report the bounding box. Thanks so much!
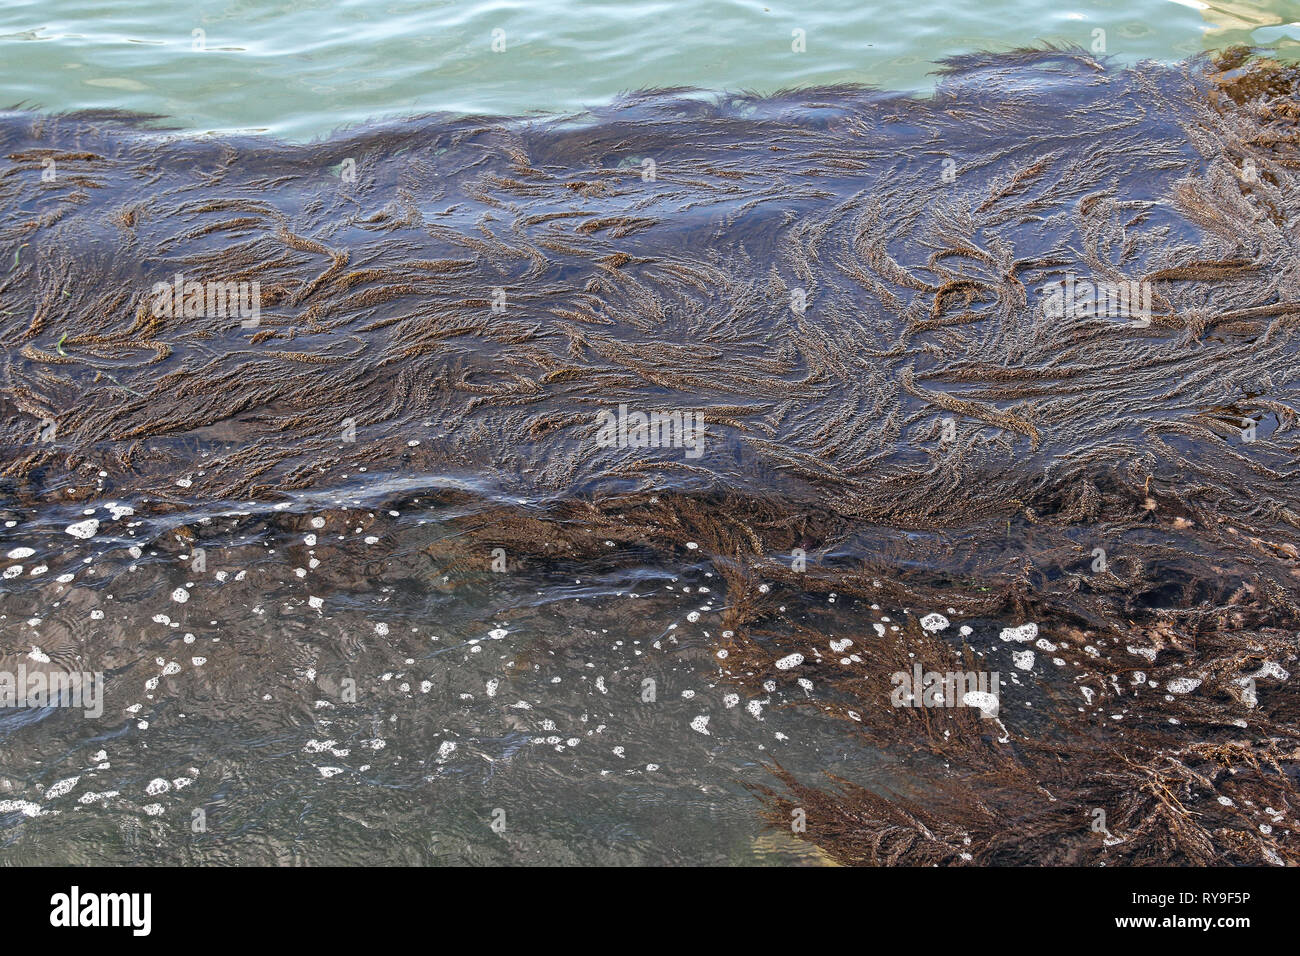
[1,48,1298,864]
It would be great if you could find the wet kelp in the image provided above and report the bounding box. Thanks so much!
[2,47,1297,512]
[1,48,1298,864]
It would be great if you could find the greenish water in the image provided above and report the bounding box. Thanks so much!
[2,0,1298,140]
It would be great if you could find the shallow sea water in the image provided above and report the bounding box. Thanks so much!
[1,2,1298,867]
[2,488,928,865]
[0,0,1298,139]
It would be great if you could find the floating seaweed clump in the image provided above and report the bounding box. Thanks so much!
[1,48,1298,864]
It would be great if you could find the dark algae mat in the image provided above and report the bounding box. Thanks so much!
[1,48,1298,867]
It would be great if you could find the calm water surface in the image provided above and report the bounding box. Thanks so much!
[0,0,1298,139]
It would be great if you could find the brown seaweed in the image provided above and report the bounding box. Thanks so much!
[1,47,1298,865]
